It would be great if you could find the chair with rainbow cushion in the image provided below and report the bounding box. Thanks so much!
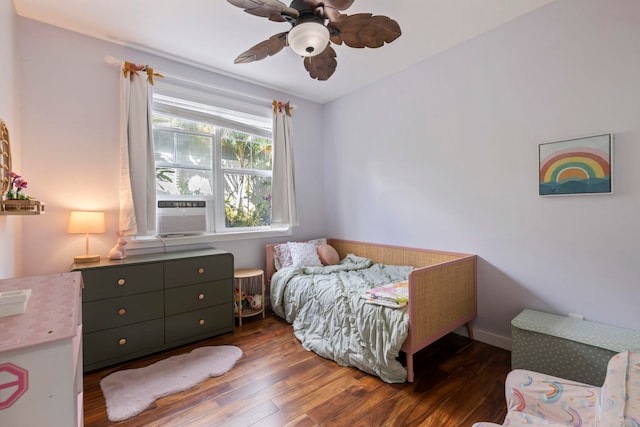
[472,351,640,426]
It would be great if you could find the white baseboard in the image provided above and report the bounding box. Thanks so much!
[454,326,512,351]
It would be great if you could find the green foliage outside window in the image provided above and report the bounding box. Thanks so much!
[222,129,272,227]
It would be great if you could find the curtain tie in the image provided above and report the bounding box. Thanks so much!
[272,100,292,117]
[122,61,164,86]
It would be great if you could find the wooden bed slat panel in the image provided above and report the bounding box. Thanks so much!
[328,239,465,267]
[406,257,477,346]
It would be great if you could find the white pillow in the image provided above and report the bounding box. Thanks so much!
[274,238,326,270]
[287,241,323,268]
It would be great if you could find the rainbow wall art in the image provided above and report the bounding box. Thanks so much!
[538,134,612,196]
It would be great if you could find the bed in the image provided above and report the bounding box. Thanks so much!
[266,238,477,383]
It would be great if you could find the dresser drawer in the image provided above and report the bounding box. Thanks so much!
[83,318,164,365]
[165,304,233,343]
[164,254,233,288]
[82,263,163,301]
[164,279,233,316]
[83,291,164,333]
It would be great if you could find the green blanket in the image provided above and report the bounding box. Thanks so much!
[271,254,413,383]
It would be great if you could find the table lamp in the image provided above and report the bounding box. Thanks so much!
[68,211,105,263]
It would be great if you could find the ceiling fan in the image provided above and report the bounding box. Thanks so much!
[227,0,402,81]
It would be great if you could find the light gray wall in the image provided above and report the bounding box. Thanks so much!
[323,0,640,345]
[0,0,21,279]
[15,18,326,276]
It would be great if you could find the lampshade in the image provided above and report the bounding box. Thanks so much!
[287,22,330,57]
[68,211,105,263]
[68,211,106,234]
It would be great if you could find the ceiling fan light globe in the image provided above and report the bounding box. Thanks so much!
[288,22,330,57]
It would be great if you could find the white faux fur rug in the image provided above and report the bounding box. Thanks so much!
[100,346,242,422]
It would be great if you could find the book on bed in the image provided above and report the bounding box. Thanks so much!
[363,281,408,308]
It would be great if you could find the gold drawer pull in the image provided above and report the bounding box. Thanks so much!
[118,338,127,346]
[198,293,205,300]
[118,308,126,316]
[117,278,126,286]
[197,267,205,274]
[199,319,205,325]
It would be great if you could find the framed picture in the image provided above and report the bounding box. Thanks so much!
[539,133,613,196]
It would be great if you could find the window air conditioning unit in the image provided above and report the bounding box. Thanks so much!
[156,200,207,236]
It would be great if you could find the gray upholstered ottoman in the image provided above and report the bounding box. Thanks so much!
[511,309,640,386]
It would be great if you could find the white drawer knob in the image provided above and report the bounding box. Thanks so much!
[117,278,126,286]
[198,293,205,300]
[118,308,126,316]
[199,319,205,325]
[118,338,127,345]
[197,267,205,274]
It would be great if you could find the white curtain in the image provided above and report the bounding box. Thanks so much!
[118,62,159,236]
[271,101,299,227]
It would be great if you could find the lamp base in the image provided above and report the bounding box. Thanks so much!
[74,254,100,263]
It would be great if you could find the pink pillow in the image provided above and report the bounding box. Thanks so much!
[317,244,340,266]
[273,243,292,270]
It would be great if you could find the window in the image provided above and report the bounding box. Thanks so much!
[152,92,273,234]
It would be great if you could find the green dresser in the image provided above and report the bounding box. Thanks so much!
[73,249,234,372]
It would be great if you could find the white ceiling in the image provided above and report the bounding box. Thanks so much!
[12,0,556,104]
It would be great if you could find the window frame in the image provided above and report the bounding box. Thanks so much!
[127,81,291,249]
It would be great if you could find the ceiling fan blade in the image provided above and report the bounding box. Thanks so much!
[323,0,354,11]
[303,45,337,81]
[288,0,351,22]
[227,0,299,22]
[329,13,401,48]
[234,32,288,64]
[320,6,341,22]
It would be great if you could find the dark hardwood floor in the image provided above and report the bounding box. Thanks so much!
[83,313,510,426]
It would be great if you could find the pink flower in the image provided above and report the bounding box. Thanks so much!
[15,179,28,190]
[5,171,29,200]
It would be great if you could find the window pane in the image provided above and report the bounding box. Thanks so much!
[224,172,272,227]
[153,114,214,134]
[153,130,176,163]
[175,134,212,167]
[252,138,272,171]
[221,129,272,171]
[221,130,250,169]
[156,167,213,196]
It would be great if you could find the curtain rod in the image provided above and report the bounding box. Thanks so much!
[104,55,276,107]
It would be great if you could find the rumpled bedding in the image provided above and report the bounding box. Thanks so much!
[270,254,413,383]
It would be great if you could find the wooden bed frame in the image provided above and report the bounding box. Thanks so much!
[265,238,478,382]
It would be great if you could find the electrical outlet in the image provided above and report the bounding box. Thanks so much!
[568,313,584,320]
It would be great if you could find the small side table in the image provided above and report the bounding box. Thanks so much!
[234,268,265,326]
